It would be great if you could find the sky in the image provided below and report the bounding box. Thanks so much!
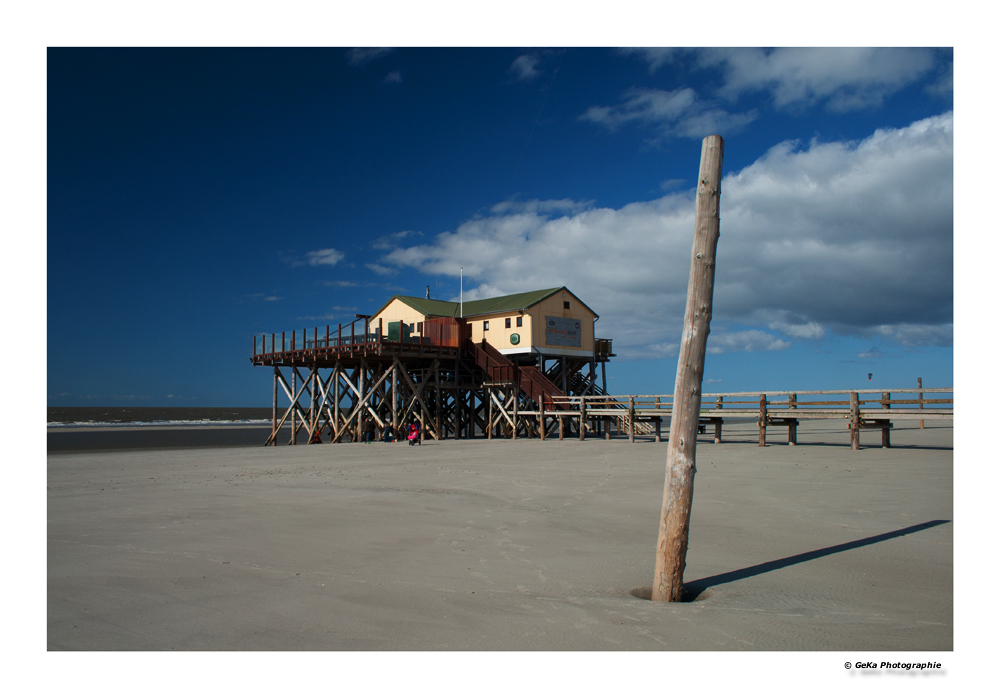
[46,46,954,406]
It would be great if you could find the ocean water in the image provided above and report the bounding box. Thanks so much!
[47,407,273,426]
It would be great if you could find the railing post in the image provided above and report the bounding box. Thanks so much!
[715,395,723,443]
[629,396,635,443]
[539,399,546,441]
[253,335,257,355]
[579,398,586,441]
[758,394,767,447]
[918,378,925,429]
[882,392,891,448]
[850,392,860,450]
[326,325,330,348]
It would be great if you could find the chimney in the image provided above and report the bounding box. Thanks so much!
[426,285,431,300]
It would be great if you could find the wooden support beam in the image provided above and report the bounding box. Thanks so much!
[653,134,724,603]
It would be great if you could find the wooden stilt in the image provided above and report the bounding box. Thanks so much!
[291,369,297,445]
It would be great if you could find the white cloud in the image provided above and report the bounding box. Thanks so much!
[372,230,423,250]
[384,70,402,84]
[365,263,397,276]
[305,248,345,267]
[622,48,940,113]
[347,48,393,67]
[707,330,791,355]
[581,87,757,139]
[509,54,541,81]
[377,113,952,358]
[619,48,682,74]
[699,48,937,112]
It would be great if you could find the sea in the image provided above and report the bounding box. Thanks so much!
[47,406,273,427]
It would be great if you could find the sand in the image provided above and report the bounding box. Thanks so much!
[47,419,952,651]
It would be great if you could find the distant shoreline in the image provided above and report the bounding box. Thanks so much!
[47,406,273,425]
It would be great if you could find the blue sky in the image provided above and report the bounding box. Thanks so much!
[46,46,954,406]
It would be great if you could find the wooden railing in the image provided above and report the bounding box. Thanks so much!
[534,388,952,447]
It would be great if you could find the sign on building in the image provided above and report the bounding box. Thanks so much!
[545,316,582,347]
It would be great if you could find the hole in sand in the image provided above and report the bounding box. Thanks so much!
[629,586,712,603]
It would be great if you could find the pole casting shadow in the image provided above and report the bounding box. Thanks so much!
[663,519,950,602]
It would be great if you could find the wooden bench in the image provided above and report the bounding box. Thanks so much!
[858,418,894,448]
[699,417,724,443]
[762,417,799,446]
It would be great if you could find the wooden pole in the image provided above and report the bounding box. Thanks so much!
[918,377,924,429]
[272,367,278,445]
[512,386,518,440]
[629,396,635,443]
[652,134,724,603]
[539,399,546,441]
[850,392,860,450]
[758,394,767,447]
[291,369,297,445]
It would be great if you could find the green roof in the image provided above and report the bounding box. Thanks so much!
[372,287,599,320]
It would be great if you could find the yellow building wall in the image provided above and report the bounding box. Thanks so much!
[530,291,595,354]
[469,290,595,355]
[468,311,532,350]
[371,298,427,336]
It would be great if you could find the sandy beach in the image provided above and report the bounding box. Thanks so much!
[47,418,952,651]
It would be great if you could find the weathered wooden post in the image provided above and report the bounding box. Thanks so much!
[272,367,278,445]
[918,377,924,429]
[652,135,724,603]
[539,399,546,441]
[758,394,767,447]
[512,386,518,440]
[850,391,860,450]
[291,369,297,445]
[629,396,635,444]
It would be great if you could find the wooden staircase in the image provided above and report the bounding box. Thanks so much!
[464,339,568,411]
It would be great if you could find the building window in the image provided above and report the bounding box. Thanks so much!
[516,316,522,327]
[408,323,414,332]
[417,322,423,333]
[563,301,570,310]
[505,318,511,329]
[483,321,489,331]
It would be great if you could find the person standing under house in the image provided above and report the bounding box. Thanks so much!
[361,415,374,444]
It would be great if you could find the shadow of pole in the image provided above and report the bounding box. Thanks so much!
[681,519,951,601]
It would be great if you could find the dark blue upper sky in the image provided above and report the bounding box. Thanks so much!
[47,47,953,405]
